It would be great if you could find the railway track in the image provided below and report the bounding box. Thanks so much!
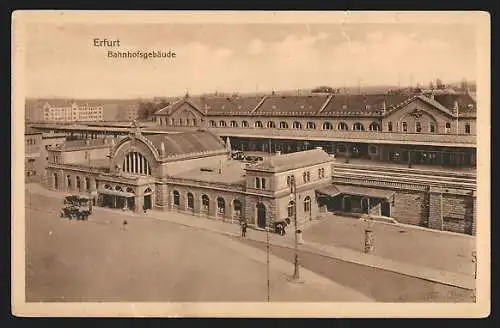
[333,163,476,190]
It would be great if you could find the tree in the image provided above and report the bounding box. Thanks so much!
[436,78,445,90]
[311,86,335,93]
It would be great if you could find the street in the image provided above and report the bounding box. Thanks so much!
[25,192,371,302]
[24,190,473,302]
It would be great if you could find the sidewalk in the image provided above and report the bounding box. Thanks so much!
[26,183,475,290]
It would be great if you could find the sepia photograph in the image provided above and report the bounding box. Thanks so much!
[11,11,490,317]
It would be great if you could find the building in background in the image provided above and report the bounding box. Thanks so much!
[41,100,104,122]
[25,128,44,181]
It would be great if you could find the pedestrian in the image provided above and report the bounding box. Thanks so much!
[241,221,247,237]
[282,224,287,236]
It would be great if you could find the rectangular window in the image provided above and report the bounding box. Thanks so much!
[415,122,421,133]
[445,122,451,133]
[429,123,436,133]
[261,178,266,189]
[387,122,393,132]
[465,124,471,134]
[255,177,261,189]
[402,122,408,132]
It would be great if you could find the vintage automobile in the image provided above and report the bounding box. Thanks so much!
[60,195,92,220]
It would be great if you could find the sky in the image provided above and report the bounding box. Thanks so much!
[24,21,477,99]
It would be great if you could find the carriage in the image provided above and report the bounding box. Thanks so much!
[60,195,92,220]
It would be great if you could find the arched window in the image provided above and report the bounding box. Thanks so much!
[76,176,81,189]
[286,175,291,186]
[306,122,316,129]
[230,120,238,127]
[261,178,266,189]
[201,194,210,211]
[387,122,393,132]
[292,121,302,129]
[303,196,311,213]
[353,122,365,131]
[209,120,216,127]
[85,177,90,190]
[126,187,134,194]
[287,201,296,218]
[144,187,152,194]
[241,121,249,128]
[123,152,152,176]
[369,122,380,131]
[267,121,276,128]
[173,190,180,206]
[338,122,349,131]
[104,184,112,190]
[279,121,289,129]
[219,121,227,127]
[255,177,261,189]
[254,121,263,128]
[187,192,194,209]
[402,122,408,132]
[115,185,123,192]
[322,122,333,130]
[67,175,71,188]
[53,173,59,189]
[302,172,307,183]
[192,119,197,126]
[233,199,242,217]
[465,124,471,134]
[445,122,451,133]
[217,197,225,215]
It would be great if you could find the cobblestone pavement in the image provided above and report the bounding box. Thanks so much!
[25,183,476,290]
[26,194,372,302]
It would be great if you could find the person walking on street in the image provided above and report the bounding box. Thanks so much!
[241,221,247,237]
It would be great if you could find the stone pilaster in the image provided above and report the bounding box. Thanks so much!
[472,191,477,236]
[154,183,168,210]
[428,187,443,231]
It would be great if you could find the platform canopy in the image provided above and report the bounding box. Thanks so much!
[316,185,395,200]
[97,188,136,198]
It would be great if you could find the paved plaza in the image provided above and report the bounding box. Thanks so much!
[24,183,475,302]
[25,192,372,302]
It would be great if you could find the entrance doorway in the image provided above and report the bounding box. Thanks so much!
[257,203,266,228]
[381,200,391,217]
[144,195,152,210]
[343,196,352,212]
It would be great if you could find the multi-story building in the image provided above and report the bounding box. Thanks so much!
[25,127,67,181]
[41,101,104,122]
[43,125,476,235]
[153,90,477,168]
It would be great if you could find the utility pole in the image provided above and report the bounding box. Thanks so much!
[290,175,301,281]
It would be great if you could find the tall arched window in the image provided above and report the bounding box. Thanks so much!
[429,122,436,133]
[387,122,393,132]
[267,121,276,128]
[187,192,194,209]
[67,175,71,188]
[254,121,263,128]
[322,122,333,130]
[287,201,296,218]
[303,196,311,213]
[201,194,210,211]
[279,121,289,129]
[76,176,81,189]
[369,122,380,131]
[241,121,249,128]
[219,121,227,127]
[209,120,217,127]
[230,120,238,127]
[122,152,152,176]
[217,197,225,215]
[173,190,180,206]
[292,121,302,129]
[353,123,365,131]
[338,122,349,131]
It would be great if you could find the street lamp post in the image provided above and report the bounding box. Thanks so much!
[290,176,301,281]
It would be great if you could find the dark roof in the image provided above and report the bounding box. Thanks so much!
[321,94,410,114]
[256,95,330,115]
[249,148,332,172]
[53,138,111,151]
[432,93,476,112]
[203,96,264,114]
[25,127,42,135]
[145,131,226,157]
